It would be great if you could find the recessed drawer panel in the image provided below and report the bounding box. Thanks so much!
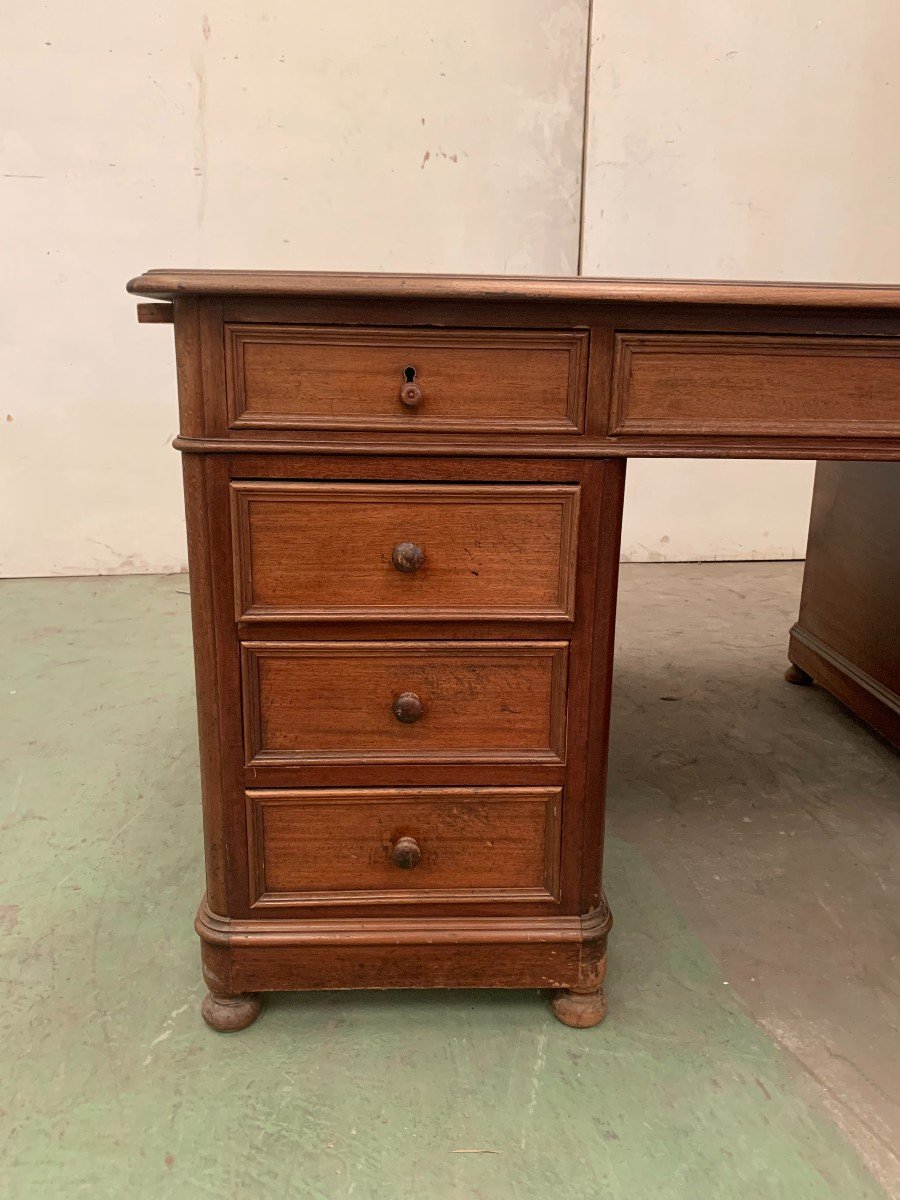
[246,787,562,907]
[242,641,568,765]
[611,333,900,437]
[225,325,589,433]
[231,482,580,621]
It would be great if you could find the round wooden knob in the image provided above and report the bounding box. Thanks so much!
[392,691,423,723]
[399,381,423,409]
[391,542,425,573]
[391,836,421,869]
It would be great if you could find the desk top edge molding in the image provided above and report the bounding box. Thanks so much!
[127,269,900,309]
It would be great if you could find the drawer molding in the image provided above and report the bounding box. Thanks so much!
[198,895,611,945]
[230,480,580,622]
[241,640,569,766]
[246,787,563,909]
[224,324,589,434]
[611,332,900,438]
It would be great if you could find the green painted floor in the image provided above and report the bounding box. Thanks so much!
[0,574,890,1199]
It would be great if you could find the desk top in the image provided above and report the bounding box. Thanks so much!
[127,269,900,309]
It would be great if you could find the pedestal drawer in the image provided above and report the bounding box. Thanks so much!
[242,641,568,765]
[246,787,562,907]
[225,324,589,434]
[231,481,579,621]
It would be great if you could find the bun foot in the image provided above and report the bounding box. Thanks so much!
[201,990,262,1032]
[785,663,813,686]
[550,986,607,1028]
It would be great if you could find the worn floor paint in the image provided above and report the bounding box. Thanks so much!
[609,563,900,1195]
[0,571,893,1199]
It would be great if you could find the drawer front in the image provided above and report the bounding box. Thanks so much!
[231,482,580,621]
[611,333,900,437]
[246,787,562,907]
[225,325,589,433]
[242,641,568,765]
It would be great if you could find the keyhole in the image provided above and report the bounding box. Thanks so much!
[403,365,417,383]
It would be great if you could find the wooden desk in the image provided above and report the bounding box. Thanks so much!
[128,271,900,1031]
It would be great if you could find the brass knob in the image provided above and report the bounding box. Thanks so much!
[392,691,423,723]
[391,836,421,869]
[391,542,425,573]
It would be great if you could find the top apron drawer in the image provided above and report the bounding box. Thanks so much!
[610,333,900,438]
[224,325,589,434]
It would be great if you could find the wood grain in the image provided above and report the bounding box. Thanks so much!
[576,458,626,913]
[241,641,569,765]
[611,333,900,437]
[136,302,174,323]
[230,481,580,621]
[788,461,900,748]
[217,296,900,338]
[204,937,584,993]
[246,786,562,907]
[174,433,900,462]
[225,324,588,434]
[197,896,610,993]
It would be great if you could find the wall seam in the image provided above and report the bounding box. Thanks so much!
[576,0,595,277]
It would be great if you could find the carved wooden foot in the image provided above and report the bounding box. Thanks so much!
[201,990,262,1032]
[550,985,607,1028]
[785,663,813,686]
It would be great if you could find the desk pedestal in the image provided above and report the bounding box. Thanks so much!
[788,461,900,749]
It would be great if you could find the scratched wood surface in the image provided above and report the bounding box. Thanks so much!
[243,641,569,763]
[225,324,588,433]
[230,481,580,621]
[246,786,561,906]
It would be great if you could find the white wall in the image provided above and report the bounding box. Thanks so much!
[2,2,897,576]
[0,1,588,576]
[583,0,900,561]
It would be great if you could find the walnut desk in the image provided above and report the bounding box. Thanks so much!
[128,270,900,1031]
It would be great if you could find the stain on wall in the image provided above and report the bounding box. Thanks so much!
[0,1,589,576]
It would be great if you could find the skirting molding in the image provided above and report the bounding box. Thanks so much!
[788,624,900,749]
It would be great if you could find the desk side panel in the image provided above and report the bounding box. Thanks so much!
[790,461,900,747]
